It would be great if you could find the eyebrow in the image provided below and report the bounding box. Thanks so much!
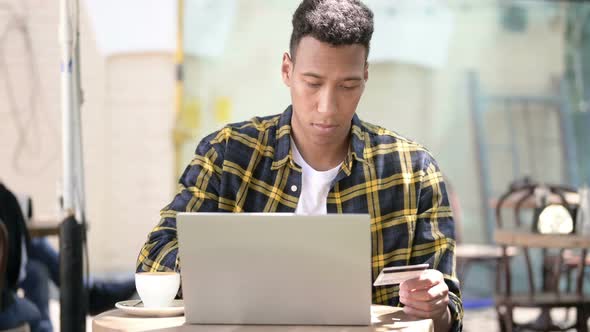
[302,72,363,81]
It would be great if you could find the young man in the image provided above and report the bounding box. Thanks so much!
[137,1,463,331]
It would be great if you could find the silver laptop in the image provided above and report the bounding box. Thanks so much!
[177,213,371,326]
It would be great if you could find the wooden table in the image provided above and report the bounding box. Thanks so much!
[494,229,590,249]
[27,218,60,238]
[93,305,434,332]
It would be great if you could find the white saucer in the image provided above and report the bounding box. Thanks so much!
[115,299,184,317]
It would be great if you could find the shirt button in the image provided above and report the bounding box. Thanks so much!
[291,185,298,192]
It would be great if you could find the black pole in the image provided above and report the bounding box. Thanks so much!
[59,215,86,332]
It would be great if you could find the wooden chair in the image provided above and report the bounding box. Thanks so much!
[0,222,30,332]
[494,184,590,332]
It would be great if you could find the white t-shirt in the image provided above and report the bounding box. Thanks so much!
[291,139,342,215]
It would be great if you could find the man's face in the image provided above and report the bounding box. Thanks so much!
[282,36,368,147]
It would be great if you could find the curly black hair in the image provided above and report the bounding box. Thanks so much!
[289,0,374,62]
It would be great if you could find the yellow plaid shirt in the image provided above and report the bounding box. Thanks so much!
[137,106,463,331]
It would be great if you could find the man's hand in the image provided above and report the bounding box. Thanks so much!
[399,269,452,332]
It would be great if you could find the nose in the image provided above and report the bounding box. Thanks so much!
[317,87,337,114]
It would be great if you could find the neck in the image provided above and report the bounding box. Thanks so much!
[292,134,348,171]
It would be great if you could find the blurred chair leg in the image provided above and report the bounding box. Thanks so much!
[496,304,508,332]
[577,305,589,332]
[506,305,514,332]
[565,266,573,323]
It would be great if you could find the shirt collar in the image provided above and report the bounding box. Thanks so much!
[271,105,367,172]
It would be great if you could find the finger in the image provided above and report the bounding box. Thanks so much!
[399,293,449,313]
[402,302,448,319]
[399,281,449,302]
[399,269,442,292]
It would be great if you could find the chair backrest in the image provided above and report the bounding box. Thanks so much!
[495,181,579,229]
[494,182,586,299]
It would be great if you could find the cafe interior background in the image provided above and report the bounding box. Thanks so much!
[1,0,590,330]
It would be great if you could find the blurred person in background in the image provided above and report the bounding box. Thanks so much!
[0,182,136,332]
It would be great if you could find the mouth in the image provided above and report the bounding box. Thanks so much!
[312,123,338,129]
[312,123,339,134]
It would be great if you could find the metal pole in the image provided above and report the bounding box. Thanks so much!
[59,216,85,332]
[72,0,87,223]
[59,0,86,330]
[59,0,75,217]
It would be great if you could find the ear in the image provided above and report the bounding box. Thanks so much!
[364,62,369,83]
[282,52,293,87]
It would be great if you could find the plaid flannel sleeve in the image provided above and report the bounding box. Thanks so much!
[412,155,463,332]
[136,132,225,273]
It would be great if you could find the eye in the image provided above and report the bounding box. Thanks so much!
[341,84,360,90]
[306,82,321,88]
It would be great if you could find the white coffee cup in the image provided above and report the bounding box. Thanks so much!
[135,272,180,308]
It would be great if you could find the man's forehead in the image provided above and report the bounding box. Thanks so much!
[294,36,366,58]
[292,37,367,77]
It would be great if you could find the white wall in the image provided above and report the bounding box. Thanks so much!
[0,1,174,273]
